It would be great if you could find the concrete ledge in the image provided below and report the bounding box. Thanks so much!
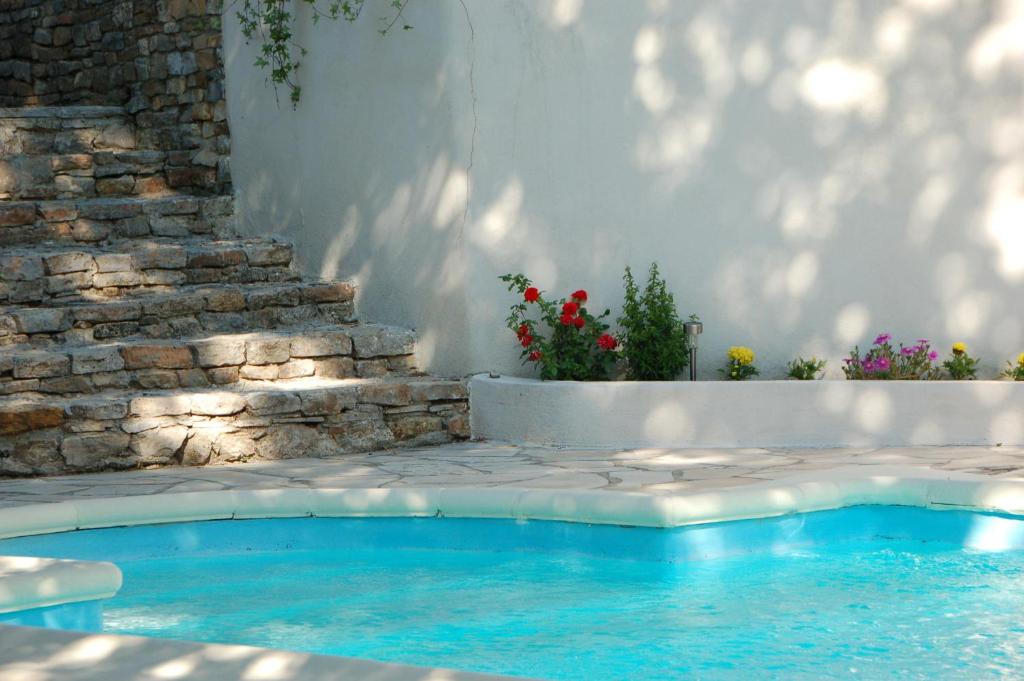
[0,556,121,615]
[469,374,1024,448]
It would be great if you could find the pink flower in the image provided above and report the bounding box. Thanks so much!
[928,350,938,361]
[874,333,891,346]
[901,347,915,356]
[863,359,876,372]
[917,339,929,345]
[876,357,891,371]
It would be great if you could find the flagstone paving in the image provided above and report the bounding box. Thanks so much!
[1,442,1023,507]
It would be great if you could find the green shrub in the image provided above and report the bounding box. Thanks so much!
[943,343,979,380]
[617,263,690,380]
[1005,352,1024,381]
[786,357,826,380]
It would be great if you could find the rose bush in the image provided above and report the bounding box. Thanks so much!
[500,273,618,380]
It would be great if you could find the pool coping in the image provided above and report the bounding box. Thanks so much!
[0,555,121,615]
[3,466,1024,542]
[3,466,1024,680]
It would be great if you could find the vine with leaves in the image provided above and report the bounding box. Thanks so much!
[236,0,410,106]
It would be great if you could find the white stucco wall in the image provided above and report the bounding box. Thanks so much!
[224,0,1024,379]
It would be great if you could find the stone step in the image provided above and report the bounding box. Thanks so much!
[0,280,357,347]
[0,194,236,247]
[0,237,297,305]
[0,150,176,200]
[0,376,470,476]
[0,323,418,397]
[0,106,135,156]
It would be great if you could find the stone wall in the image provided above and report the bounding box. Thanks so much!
[1,0,230,192]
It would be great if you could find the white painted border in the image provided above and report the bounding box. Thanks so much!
[469,374,1024,448]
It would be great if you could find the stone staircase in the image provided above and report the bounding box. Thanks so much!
[0,106,469,476]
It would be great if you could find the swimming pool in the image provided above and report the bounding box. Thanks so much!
[3,506,1024,679]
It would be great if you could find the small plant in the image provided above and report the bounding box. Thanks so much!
[500,274,617,381]
[843,333,941,380]
[617,263,691,380]
[1004,352,1024,381]
[786,357,826,380]
[943,342,980,380]
[721,346,758,381]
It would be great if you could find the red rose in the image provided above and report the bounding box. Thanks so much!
[520,334,533,348]
[559,313,574,326]
[597,334,618,350]
[571,289,588,302]
[528,350,542,361]
[562,301,579,315]
[524,287,540,303]
[517,323,529,338]
[572,316,585,329]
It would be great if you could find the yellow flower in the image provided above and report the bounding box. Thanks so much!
[952,342,967,355]
[1018,352,1024,367]
[728,346,755,366]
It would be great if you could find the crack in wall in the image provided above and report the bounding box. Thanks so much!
[457,0,477,244]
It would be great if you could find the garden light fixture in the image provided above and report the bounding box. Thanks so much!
[684,320,703,381]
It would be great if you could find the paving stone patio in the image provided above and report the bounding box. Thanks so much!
[2,442,1023,508]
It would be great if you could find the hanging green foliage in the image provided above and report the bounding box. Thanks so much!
[236,0,410,106]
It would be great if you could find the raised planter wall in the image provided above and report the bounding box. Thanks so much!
[469,375,1024,449]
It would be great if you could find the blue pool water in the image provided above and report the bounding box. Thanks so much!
[4,507,1024,679]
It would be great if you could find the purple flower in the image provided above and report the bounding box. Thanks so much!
[863,359,876,372]
[917,339,929,344]
[874,333,891,346]
[876,357,891,371]
[928,351,938,361]
[900,346,914,356]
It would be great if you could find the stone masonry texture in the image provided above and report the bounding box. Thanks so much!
[0,0,230,193]
[0,1,470,476]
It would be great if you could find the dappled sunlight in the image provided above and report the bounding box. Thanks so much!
[833,303,871,345]
[545,0,584,29]
[982,162,1024,281]
[474,180,523,245]
[432,168,469,230]
[964,512,1024,551]
[799,59,887,120]
[0,625,474,681]
[966,0,1024,81]
[243,651,302,680]
[642,403,691,442]
[852,388,893,434]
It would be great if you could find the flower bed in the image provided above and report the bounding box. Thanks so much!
[469,375,1024,448]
